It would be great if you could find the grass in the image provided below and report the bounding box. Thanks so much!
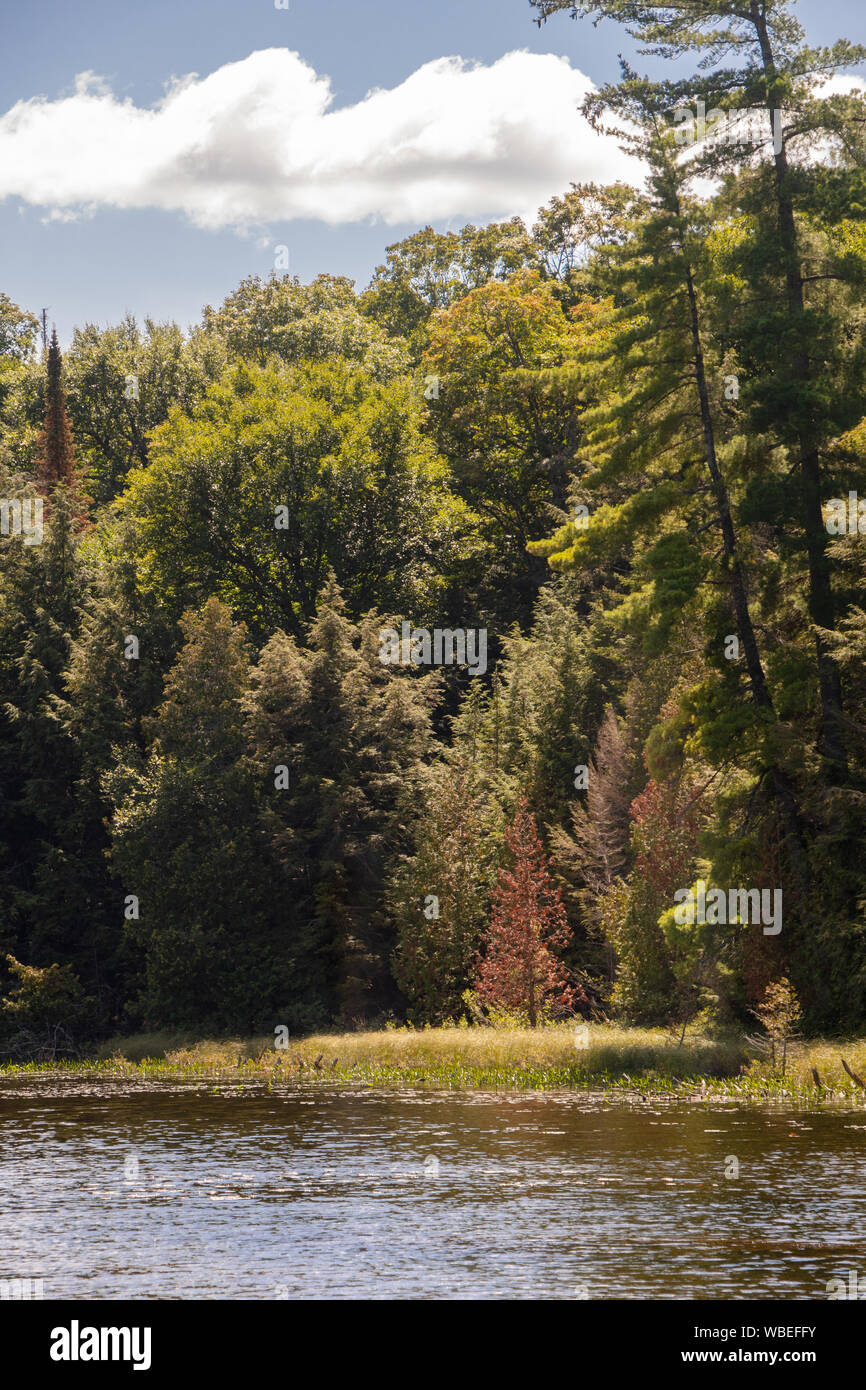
[1,1024,865,1100]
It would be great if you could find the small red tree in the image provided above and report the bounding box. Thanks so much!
[34,329,76,491]
[474,797,575,1026]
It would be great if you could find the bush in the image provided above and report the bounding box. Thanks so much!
[0,955,94,1058]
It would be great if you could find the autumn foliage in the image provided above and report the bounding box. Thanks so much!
[475,798,576,1026]
[34,329,77,492]
[630,777,700,900]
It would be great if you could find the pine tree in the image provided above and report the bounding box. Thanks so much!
[390,751,503,1024]
[0,484,117,1026]
[108,598,284,1032]
[532,0,866,776]
[550,705,633,973]
[149,596,250,766]
[475,797,576,1026]
[607,775,702,1024]
[529,68,806,876]
[34,329,76,492]
[243,577,440,1026]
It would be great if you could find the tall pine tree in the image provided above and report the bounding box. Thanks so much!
[34,329,76,493]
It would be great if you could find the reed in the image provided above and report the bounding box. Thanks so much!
[2,1024,864,1099]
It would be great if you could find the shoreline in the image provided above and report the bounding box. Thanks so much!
[1,1025,865,1102]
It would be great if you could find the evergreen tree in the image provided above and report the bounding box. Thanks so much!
[108,598,285,1032]
[608,774,702,1023]
[243,577,440,1025]
[549,705,633,991]
[0,483,117,1023]
[529,68,805,876]
[475,798,576,1026]
[532,0,866,775]
[34,329,76,492]
[390,751,503,1024]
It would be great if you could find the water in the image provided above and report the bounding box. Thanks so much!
[1,1080,864,1299]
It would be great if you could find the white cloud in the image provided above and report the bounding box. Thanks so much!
[0,48,641,231]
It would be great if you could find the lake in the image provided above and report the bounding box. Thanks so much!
[1,1080,864,1299]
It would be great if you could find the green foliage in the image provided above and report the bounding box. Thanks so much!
[242,577,440,1026]
[361,221,535,350]
[422,271,603,628]
[390,754,504,1025]
[747,976,803,1076]
[65,314,222,504]
[0,294,39,362]
[204,272,407,378]
[119,358,481,637]
[2,0,866,1044]
[106,599,278,1032]
[1,954,88,1030]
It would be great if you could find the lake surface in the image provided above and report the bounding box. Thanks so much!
[1,1080,864,1299]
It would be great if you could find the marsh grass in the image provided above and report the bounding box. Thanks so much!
[1,1023,865,1100]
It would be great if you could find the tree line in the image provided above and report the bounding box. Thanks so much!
[1,0,866,1047]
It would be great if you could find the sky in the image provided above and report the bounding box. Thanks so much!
[0,0,863,344]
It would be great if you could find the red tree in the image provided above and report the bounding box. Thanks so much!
[629,776,700,901]
[474,797,575,1026]
[34,329,76,491]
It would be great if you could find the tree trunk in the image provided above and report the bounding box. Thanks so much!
[679,215,807,880]
[749,0,847,777]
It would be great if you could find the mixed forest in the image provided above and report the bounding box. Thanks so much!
[2,0,866,1051]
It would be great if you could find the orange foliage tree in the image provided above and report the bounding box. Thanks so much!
[474,797,577,1026]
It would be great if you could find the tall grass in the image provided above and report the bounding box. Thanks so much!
[1,1024,864,1099]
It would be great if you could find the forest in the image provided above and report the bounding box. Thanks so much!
[1,0,866,1054]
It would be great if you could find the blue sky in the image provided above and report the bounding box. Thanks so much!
[0,0,862,344]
